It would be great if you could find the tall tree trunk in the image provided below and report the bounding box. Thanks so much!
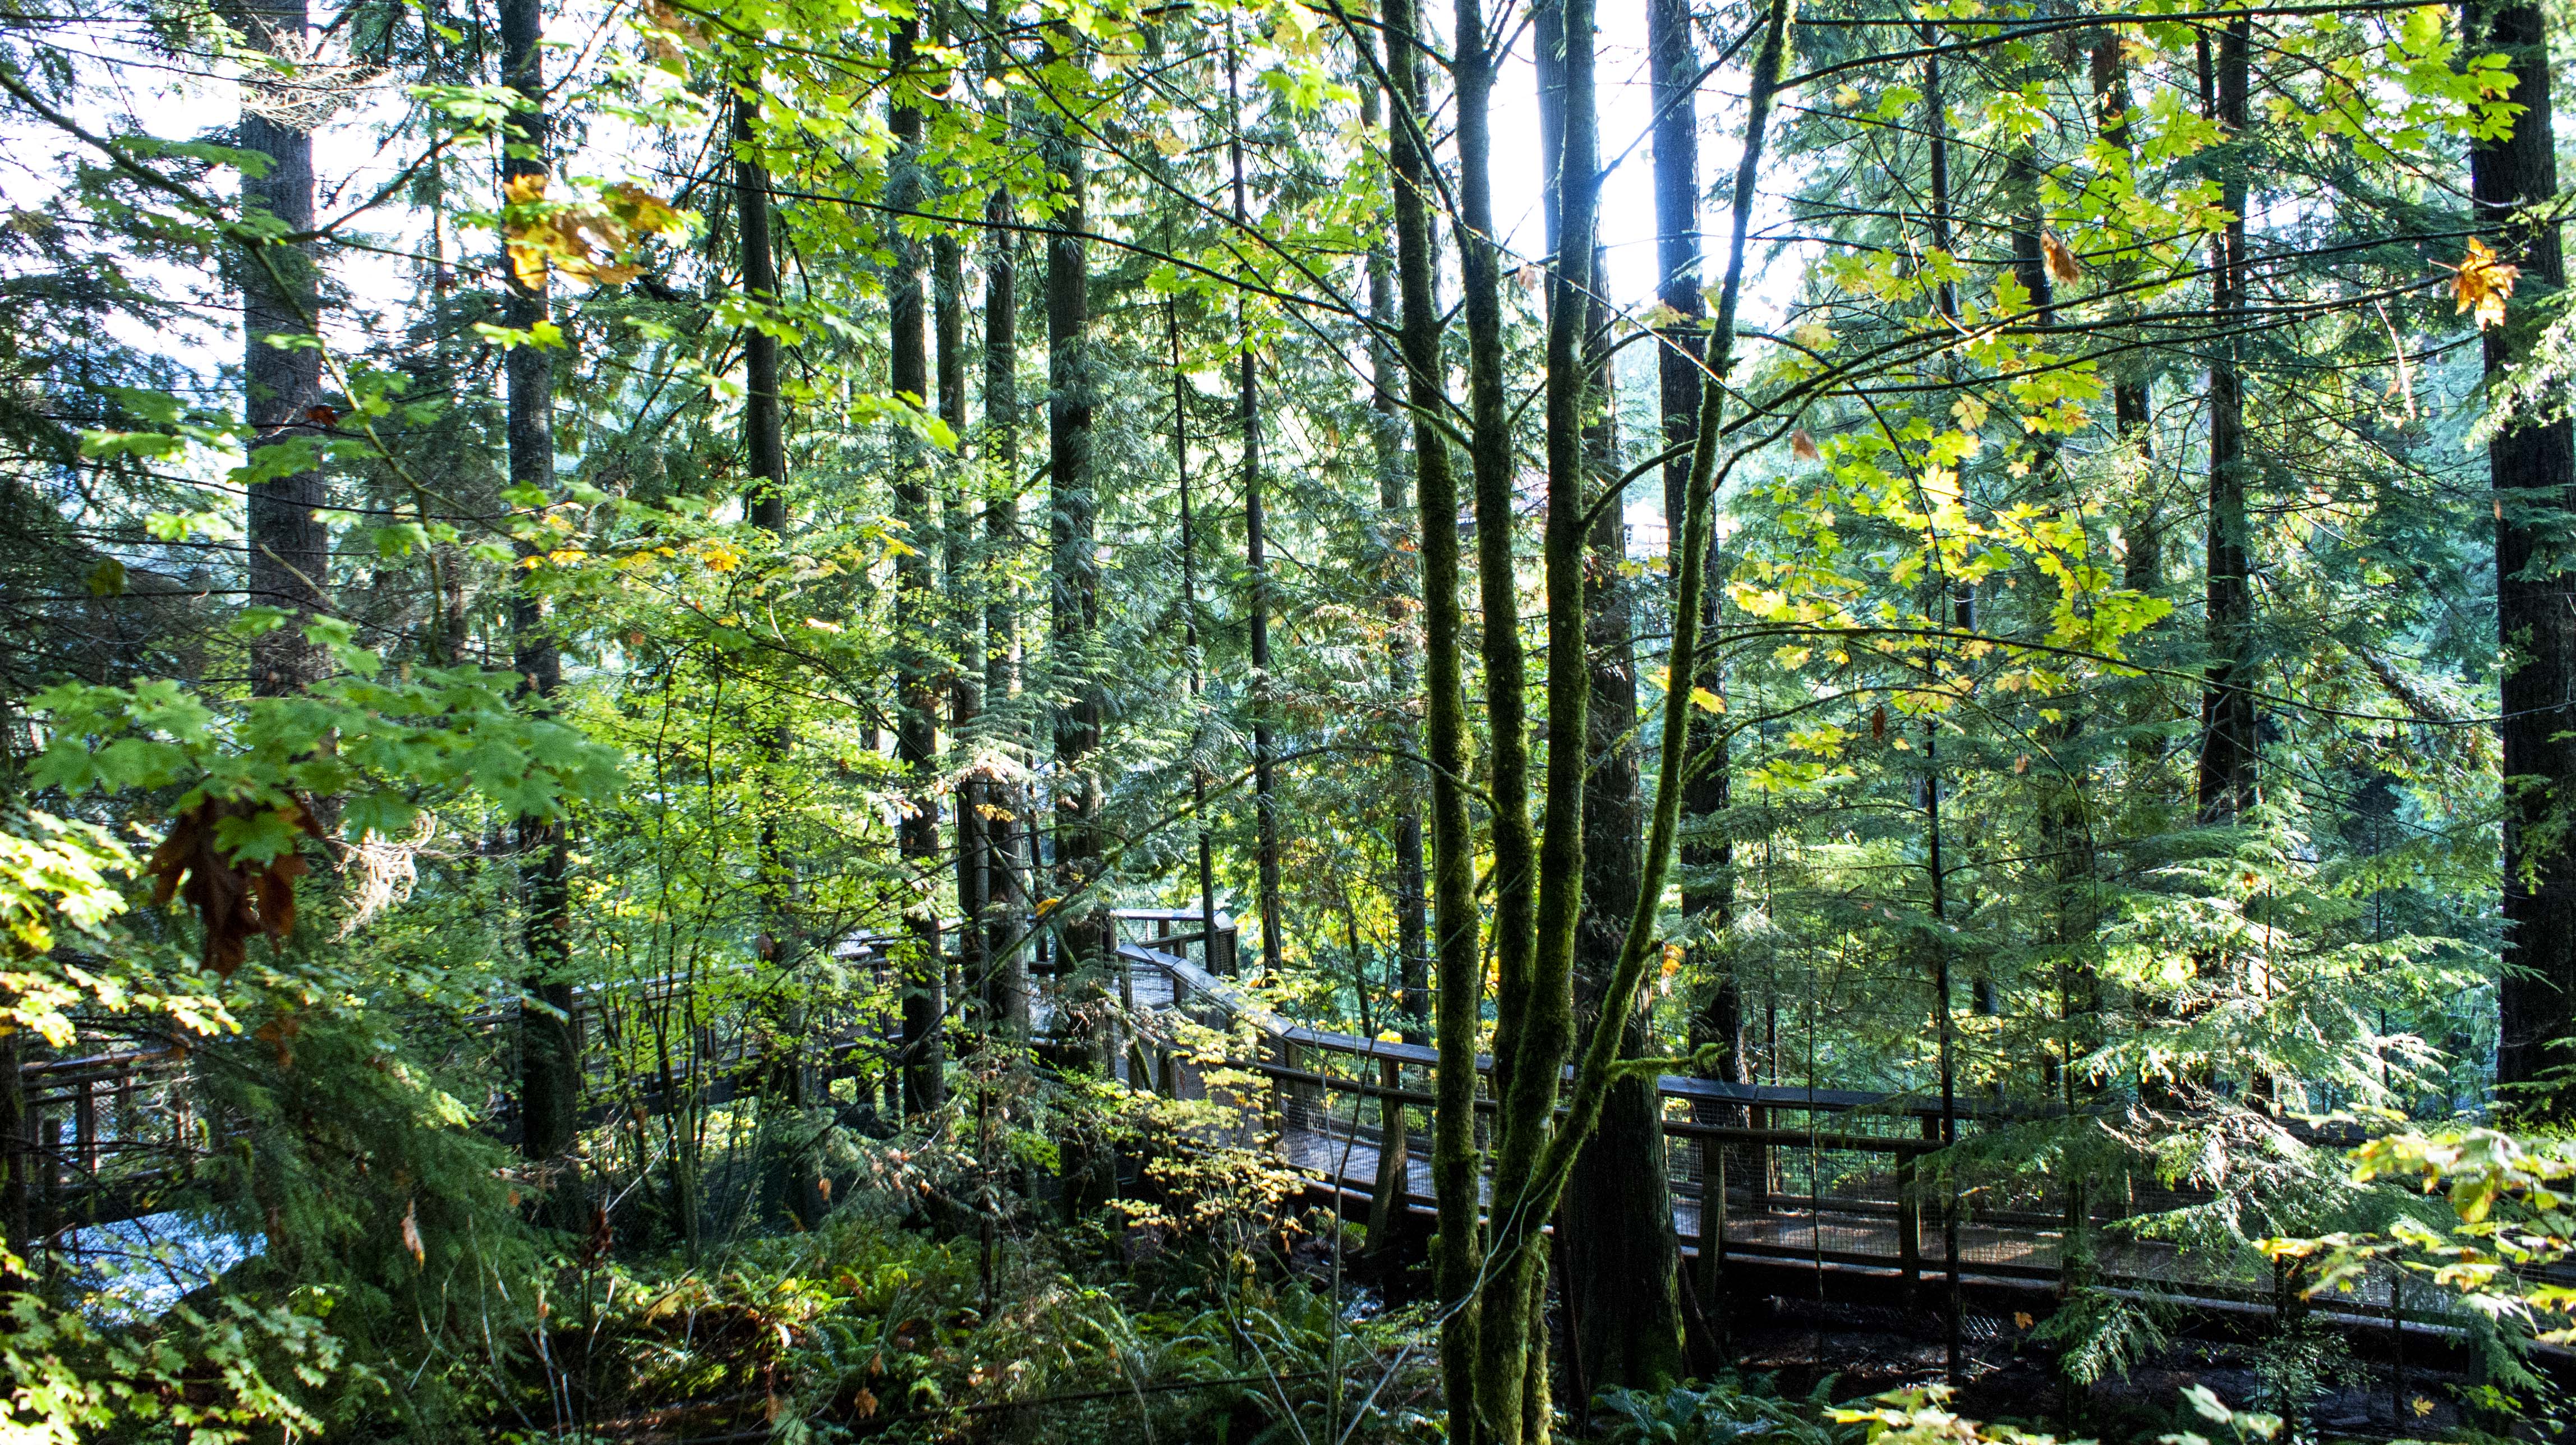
[2469,0,2576,1111]
[1169,304,1219,949]
[2196,19,2256,825]
[984,168,1031,1038]
[499,0,583,1225]
[890,17,947,1118]
[1044,76,1108,1099]
[2093,34,2167,827]
[1359,62,1429,1263]
[940,136,986,1033]
[1919,31,1966,1379]
[1361,77,1430,1041]
[1226,30,1286,977]
[1476,0,1605,1426]
[1383,0,1483,1430]
[1652,0,1744,1343]
[1545,0,1681,1389]
[1451,0,1538,1407]
[237,0,329,696]
[737,98,787,540]
[1455,4,1788,1432]
[734,82,814,1225]
[1453,0,1535,1197]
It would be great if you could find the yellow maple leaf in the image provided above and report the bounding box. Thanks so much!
[2453,236,2519,330]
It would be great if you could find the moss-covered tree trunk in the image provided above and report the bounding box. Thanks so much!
[1446,0,1790,1433]
[1546,0,1682,1391]
[1382,0,1483,1432]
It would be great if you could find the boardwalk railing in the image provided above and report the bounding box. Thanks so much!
[5,909,1232,1239]
[6,910,2468,1339]
[1101,923,2455,1331]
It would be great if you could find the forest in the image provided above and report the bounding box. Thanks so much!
[3,0,2576,1438]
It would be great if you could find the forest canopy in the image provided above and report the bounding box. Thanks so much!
[2,0,2575,1439]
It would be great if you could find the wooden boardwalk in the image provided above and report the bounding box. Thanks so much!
[4,910,2457,1328]
[1105,921,2428,1321]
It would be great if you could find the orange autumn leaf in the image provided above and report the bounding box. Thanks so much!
[2453,237,2519,330]
[2041,232,2082,286]
[504,180,687,292]
[1791,428,1821,462]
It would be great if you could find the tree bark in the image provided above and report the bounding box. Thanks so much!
[1654,9,1746,1312]
[1226,30,1286,977]
[499,0,582,1225]
[1169,303,1220,954]
[1383,0,1483,1430]
[984,168,1031,1039]
[734,81,815,1226]
[940,189,986,1034]
[1458,0,1790,1432]
[1547,0,1681,1389]
[1044,71,1108,1093]
[890,16,947,1118]
[2196,18,2256,825]
[1474,0,1607,1424]
[1361,77,1430,1042]
[237,0,328,694]
[2469,0,2576,1111]
[1451,0,1537,1409]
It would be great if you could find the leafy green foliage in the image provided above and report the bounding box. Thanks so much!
[1595,1373,1842,1445]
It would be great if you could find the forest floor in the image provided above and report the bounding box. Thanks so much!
[1728,1294,2479,1443]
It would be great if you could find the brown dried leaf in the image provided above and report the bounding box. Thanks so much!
[583,1201,614,1265]
[1790,428,1821,462]
[401,1198,426,1265]
[2042,232,2083,286]
[642,0,709,48]
[147,798,321,977]
[1870,703,1888,742]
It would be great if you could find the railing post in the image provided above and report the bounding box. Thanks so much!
[39,1108,60,1234]
[1696,1131,1725,1314]
[1897,1142,1920,1300]
[1367,1055,1405,1247]
[1261,1035,1282,1147]
[1749,1105,1771,1213]
[1920,1112,1944,1292]
[74,1079,96,1179]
